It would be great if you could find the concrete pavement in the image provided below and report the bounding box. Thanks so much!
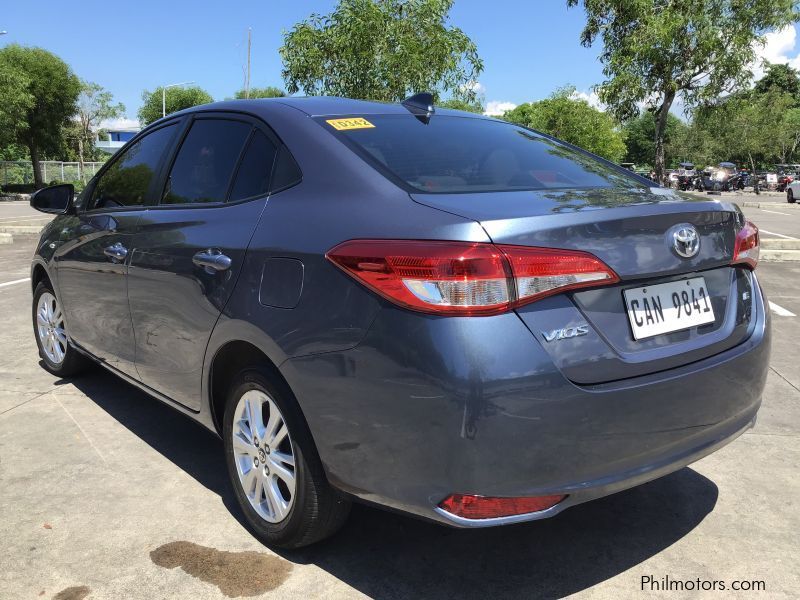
[1,226,799,599]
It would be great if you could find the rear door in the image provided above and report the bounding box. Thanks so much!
[54,121,179,377]
[127,113,279,410]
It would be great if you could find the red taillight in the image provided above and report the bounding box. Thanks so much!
[438,493,567,519]
[325,240,618,316]
[325,240,512,316]
[732,220,759,269]
[499,245,620,304]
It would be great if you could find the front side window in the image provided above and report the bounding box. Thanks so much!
[319,115,644,194]
[91,123,177,209]
[162,119,252,205]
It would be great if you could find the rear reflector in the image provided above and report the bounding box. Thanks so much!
[438,493,567,519]
[732,220,759,269]
[326,240,618,316]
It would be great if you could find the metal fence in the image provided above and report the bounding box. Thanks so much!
[0,161,106,186]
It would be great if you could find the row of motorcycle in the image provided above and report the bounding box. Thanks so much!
[670,162,751,192]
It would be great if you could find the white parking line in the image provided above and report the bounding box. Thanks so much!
[759,209,792,216]
[760,229,798,240]
[0,277,30,288]
[769,301,797,317]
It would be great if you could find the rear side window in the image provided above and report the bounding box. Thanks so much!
[91,123,177,209]
[318,115,643,194]
[229,131,277,201]
[162,119,251,205]
[270,146,302,193]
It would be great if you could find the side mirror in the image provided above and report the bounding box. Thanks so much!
[30,184,75,215]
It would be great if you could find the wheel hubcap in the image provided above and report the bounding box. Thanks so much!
[232,390,296,523]
[36,292,66,365]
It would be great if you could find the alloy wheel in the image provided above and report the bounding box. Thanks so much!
[36,292,67,365]
[231,389,297,523]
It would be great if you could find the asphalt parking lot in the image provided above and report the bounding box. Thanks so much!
[1,197,799,599]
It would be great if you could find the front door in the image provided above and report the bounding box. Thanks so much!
[54,122,180,377]
[127,115,278,410]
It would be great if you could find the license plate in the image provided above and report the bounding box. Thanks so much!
[623,277,715,340]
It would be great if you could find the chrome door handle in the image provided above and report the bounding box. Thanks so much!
[193,249,232,272]
[103,242,128,262]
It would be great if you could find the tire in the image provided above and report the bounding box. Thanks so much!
[789,189,796,203]
[32,281,90,377]
[222,367,351,548]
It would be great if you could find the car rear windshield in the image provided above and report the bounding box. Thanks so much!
[318,114,644,194]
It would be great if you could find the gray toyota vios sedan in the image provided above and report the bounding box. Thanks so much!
[29,95,769,548]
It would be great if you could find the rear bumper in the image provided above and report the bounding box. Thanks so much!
[281,275,770,526]
[434,410,757,527]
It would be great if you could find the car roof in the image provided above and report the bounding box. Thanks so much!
[171,96,491,119]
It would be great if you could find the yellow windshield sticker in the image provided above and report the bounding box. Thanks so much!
[326,117,375,131]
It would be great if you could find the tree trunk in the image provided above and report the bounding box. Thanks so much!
[78,137,85,183]
[653,91,676,185]
[29,143,43,189]
[749,153,759,195]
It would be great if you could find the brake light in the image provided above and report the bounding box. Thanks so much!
[498,245,619,304]
[732,220,759,269]
[438,493,567,519]
[326,240,618,316]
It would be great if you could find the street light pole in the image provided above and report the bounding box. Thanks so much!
[161,81,195,118]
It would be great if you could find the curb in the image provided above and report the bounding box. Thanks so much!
[741,201,799,209]
[759,239,800,261]
[761,249,800,262]
[0,225,44,234]
[761,239,800,250]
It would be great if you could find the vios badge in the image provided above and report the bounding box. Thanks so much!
[669,223,700,258]
[542,324,589,342]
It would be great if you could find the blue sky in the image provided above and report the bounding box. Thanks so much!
[2,1,799,125]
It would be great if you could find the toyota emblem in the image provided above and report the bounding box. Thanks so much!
[670,224,700,258]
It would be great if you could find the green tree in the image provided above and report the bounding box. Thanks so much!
[776,107,800,163]
[280,0,483,102]
[138,86,213,125]
[567,0,799,183]
[693,88,796,176]
[622,112,689,168]
[234,86,286,99]
[504,86,627,162]
[438,97,484,113]
[0,60,34,158]
[0,45,81,187]
[71,81,125,175]
[0,142,29,162]
[733,90,797,167]
[754,61,800,98]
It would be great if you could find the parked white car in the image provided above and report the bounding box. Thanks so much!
[787,178,800,203]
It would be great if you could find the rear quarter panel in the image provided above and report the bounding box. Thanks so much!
[203,102,489,407]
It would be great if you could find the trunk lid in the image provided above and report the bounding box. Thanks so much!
[411,187,757,384]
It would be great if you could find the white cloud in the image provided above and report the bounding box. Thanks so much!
[98,117,141,131]
[483,90,604,117]
[460,80,486,95]
[483,100,517,116]
[752,25,800,80]
[570,89,605,111]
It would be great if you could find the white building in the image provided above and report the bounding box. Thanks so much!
[95,127,139,154]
